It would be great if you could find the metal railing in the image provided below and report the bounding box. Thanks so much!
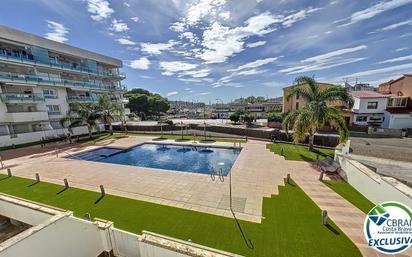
[0,51,124,79]
[0,71,121,91]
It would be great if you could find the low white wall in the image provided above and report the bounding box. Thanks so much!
[0,125,105,147]
[336,154,412,207]
[0,197,53,225]
[1,216,104,257]
[111,228,141,257]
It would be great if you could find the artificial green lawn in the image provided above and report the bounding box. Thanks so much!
[0,174,361,257]
[323,180,375,214]
[266,143,335,161]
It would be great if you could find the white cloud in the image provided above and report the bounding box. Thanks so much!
[342,63,412,78]
[128,57,151,70]
[198,9,318,63]
[246,41,266,48]
[45,21,69,43]
[167,91,178,96]
[159,61,198,76]
[86,0,114,21]
[395,47,408,52]
[279,45,367,74]
[370,19,412,33]
[302,45,367,63]
[131,16,139,22]
[228,57,278,72]
[199,92,211,95]
[186,0,228,26]
[123,2,130,7]
[236,68,268,76]
[140,40,177,55]
[116,37,136,45]
[280,57,366,74]
[281,7,321,28]
[179,68,210,78]
[110,19,129,32]
[378,55,412,64]
[338,0,412,27]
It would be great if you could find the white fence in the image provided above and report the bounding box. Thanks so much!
[0,194,241,257]
[0,125,105,148]
[335,152,412,207]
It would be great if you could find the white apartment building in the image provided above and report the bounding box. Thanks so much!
[0,25,127,147]
[347,91,389,126]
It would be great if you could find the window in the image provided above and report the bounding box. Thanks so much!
[367,102,378,109]
[43,89,57,99]
[388,97,408,107]
[46,105,61,115]
[50,121,63,129]
[356,116,367,122]
[0,125,8,136]
[295,102,299,110]
[296,93,299,100]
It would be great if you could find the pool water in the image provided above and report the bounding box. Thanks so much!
[71,144,241,175]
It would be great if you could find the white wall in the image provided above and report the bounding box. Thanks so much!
[382,112,412,129]
[1,217,105,257]
[336,154,412,207]
[0,125,105,147]
[352,97,388,113]
[0,197,54,225]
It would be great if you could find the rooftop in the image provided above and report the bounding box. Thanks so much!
[350,91,388,98]
[0,25,122,67]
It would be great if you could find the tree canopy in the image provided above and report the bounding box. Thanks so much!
[125,88,170,119]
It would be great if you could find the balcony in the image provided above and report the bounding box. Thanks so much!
[47,111,62,116]
[0,51,124,79]
[0,93,45,103]
[5,111,49,123]
[0,71,121,92]
[67,96,99,103]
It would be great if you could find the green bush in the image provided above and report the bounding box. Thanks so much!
[229,113,240,123]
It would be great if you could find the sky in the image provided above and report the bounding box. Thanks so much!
[1,0,412,103]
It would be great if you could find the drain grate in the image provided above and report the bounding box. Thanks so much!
[218,195,247,213]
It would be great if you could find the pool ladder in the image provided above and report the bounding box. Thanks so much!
[210,167,224,182]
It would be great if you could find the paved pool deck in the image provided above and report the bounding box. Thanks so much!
[1,136,287,223]
[1,135,405,256]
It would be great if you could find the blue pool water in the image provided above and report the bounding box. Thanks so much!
[71,144,241,175]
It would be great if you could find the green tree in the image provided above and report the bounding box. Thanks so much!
[243,114,255,126]
[125,89,170,119]
[98,95,124,135]
[282,76,353,151]
[60,102,102,139]
[266,112,283,122]
[229,113,240,123]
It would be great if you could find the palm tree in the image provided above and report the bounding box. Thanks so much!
[98,95,124,135]
[60,102,102,139]
[282,76,353,151]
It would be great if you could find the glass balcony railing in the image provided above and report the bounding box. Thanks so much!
[67,96,99,103]
[0,51,124,78]
[67,96,129,104]
[0,71,121,91]
[0,92,45,103]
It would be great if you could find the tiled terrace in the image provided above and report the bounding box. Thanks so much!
[1,135,406,256]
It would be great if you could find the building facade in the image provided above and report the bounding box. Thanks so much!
[0,25,127,147]
[345,91,389,126]
[378,74,412,129]
[282,83,340,113]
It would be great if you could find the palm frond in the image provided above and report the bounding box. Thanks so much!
[324,107,349,143]
[318,86,354,108]
[294,76,318,97]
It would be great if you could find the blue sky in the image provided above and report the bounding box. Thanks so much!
[1,0,412,102]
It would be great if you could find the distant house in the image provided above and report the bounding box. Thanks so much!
[282,83,342,113]
[345,91,389,127]
[378,74,412,129]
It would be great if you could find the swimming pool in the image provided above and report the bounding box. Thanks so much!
[70,144,241,175]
